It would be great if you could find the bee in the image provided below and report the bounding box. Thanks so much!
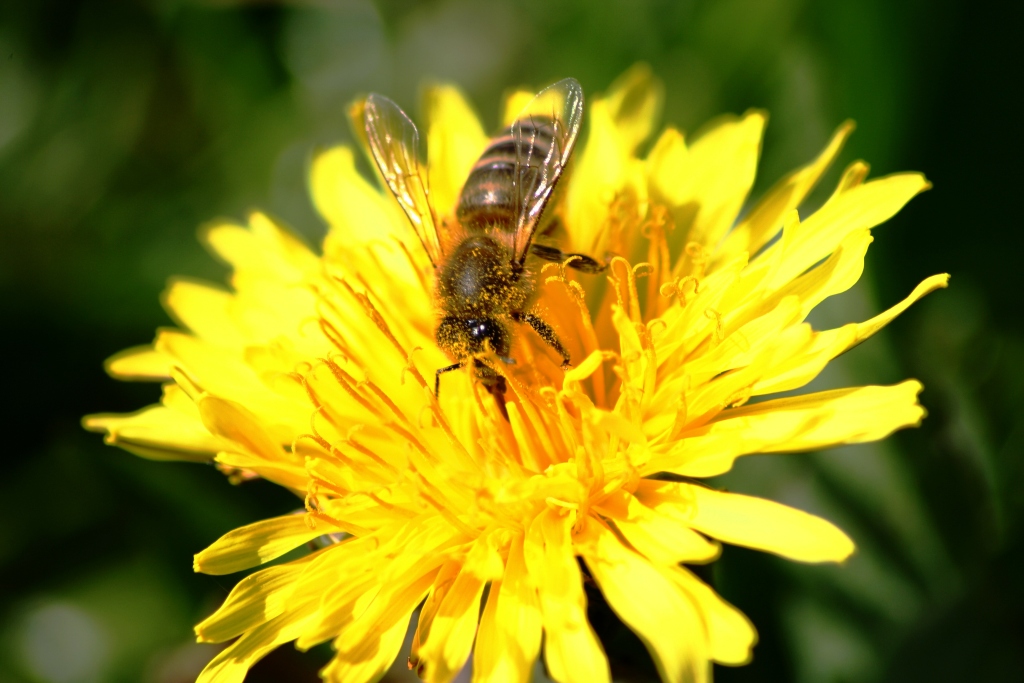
[362,78,604,415]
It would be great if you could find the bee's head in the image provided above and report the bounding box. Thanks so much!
[436,316,511,360]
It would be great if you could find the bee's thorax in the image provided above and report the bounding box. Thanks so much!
[436,234,530,317]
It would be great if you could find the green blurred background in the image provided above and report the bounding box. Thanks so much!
[1,0,1021,681]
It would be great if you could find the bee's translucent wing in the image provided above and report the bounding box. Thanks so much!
[509,78,584,265]
[363,93,442,266]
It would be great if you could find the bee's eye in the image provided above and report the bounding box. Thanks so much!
[467,318,509,355]
[470,320,493,340]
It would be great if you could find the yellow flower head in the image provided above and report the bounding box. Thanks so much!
[85,65,947,683]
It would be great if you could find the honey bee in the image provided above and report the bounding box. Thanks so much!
[363,78,603,414]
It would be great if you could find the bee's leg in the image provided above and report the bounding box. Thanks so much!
[486,373,509,421]
[512,312,571,368]
[435,362,464,398]
[530,243,606,273]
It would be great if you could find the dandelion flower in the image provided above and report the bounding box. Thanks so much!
[85,65,947,683]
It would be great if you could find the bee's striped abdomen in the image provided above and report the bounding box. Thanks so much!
[456,117,557,230]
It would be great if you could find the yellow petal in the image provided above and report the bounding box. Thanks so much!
[473,580,510,683]
[646,126,686,200]
[752,273,949,396]
[750,324,859,396]
[678,295,803,387]
[196,394,290,464]
[334,565,439,663]
[849,273,950,349]
[598,491,720,564]
[311,146,404,249]
[473,534,541,683]
[415,539,495,683]
[564,98,628,256]
[766,172,930,289]
[651,112,765,254]
[82,384,223,463]
[197,608,316,683]
[293,534,387,650]
[563,349,605,385]
[214,450,310,496]
[718,120,855,263]
[200,213,317,286]
[602,63,663,153]
[581,521,710,683]
[525,508,610,683]
[195,554,316,642]
[157,332,262,400]
[322,612,409,683]
[651,381,926,477]
[686,485,854,563]
[677,318,815,428]
[333,518,457,669]
[104,345,173,381]
[425,84,488,220]
[665,566,757,665]
[768,229,873,321]
[501,88,534,126]
[640,480,854,563]
[194,514,324,575]
[162,278,247,348]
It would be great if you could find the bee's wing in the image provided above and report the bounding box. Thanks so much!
[363,93,442,266]
[509,78,584,265]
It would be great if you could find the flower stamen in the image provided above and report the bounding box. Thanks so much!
[705,307,724,345]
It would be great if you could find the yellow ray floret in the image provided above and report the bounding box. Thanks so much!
[85,67,947,683]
